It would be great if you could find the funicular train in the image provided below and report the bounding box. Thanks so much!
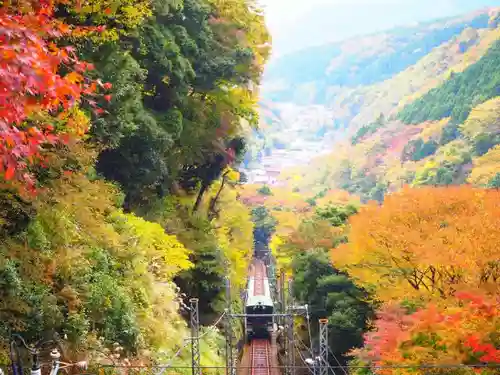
[245,256,274,342]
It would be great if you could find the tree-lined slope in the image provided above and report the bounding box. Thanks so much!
[263,10,491,103]
[250,8,500,374]
[247,7,500,176]
[278,11,500,202]
[0,0,269,366]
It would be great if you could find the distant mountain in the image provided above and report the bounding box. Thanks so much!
[271,8,500,201]
[246,7,500,192]
[269,0,500,56]
[263,9,493,104]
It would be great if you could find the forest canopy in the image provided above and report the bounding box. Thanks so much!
[0,0,269,366]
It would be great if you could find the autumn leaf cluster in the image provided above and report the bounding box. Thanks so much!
[328,186,500,374]
[0,0,269,367]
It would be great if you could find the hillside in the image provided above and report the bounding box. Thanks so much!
[246,7,500,189]
[277,8,500,202]
[0,0,268,366]
[262,9,493,104]
[265,0,500,56]
[243,6,500,374]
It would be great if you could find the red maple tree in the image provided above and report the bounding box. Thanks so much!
[0,1,108,190]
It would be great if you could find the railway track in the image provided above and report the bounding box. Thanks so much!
[250,339,271,375]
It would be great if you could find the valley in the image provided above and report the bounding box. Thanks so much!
[246,6,500,198]
[1,2,499,375]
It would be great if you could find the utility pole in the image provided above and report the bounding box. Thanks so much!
[279,268,286,326]
[267,252,277,307]
[190,298,201,375]
[287,279,295,375]
[278,268,287,375]
[319,319,330,375]
[225,277,234,375]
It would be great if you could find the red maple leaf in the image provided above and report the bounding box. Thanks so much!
[0,4,98,189]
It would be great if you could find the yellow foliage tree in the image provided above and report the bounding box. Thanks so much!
[333,186,500,302]
[208,0,271,75]
[269,209,305,273]
[71,0,154,40]
[110,211,192,280]
[0,167,192,358]
[208,181,254,289]
[460,96,500,141]
[315,189,361,207]
[468,144,500,185]
[419,118,450,141]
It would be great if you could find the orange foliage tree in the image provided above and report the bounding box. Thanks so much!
[333,186,500,301]
[0,1,107,189]
[352,291,500,374]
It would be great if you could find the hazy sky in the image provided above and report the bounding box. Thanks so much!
[260,0,500,56]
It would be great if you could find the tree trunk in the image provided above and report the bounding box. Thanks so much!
[208,171,230,221]
[193,183,209,213]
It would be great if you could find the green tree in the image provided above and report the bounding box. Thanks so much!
[399,40,500,124]
[67,0,267,210]
[439,121,460,145]
[258,185,273,196]
[315,204,358,227]
[488,173,500,188]
[252,206,277,249]
[292,249,374,366]
[402,139,438,162]
[351,114,386,145]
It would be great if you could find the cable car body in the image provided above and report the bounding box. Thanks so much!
[245,271,274,341]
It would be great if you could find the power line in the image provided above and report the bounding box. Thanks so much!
[294,324,338,375]
[156,340,190,375]
[294,332,313,357]
[327,348,347,375]
[304,305,313,360]
[99,364,500,370]
[200,311,226,339]
[293,334,314,375]
[156,311,227,375]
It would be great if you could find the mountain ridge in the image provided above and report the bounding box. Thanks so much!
[245,7,500,191]
[267,0,500,56]
[263,7,498,103]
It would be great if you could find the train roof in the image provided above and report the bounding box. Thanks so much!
[246,275,273,307]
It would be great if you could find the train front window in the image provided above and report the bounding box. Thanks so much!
[246,305,273,326]
[246,305,272,315]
